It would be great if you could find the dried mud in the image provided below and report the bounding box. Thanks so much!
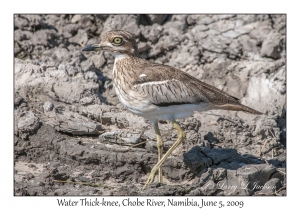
[14,14,286,196]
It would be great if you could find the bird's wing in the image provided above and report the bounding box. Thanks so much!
[132,63,240,107]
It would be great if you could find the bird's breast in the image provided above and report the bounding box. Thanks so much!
[112,61,152,115]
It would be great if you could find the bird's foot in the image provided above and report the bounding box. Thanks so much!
[142,167,158,190]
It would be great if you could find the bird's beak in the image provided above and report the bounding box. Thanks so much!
[81,43,103,51]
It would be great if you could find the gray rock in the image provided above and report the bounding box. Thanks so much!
[209,19,237,33]
[69,29,88,46]
[99,131,142,145]
[212,168,227,182]
[238,34,259,53]
[200,179,219,195]
[71,14,82,23]
[141,24,163,43]
[191,26,209,41]
[204,132,218,144]
[53,81,99,104]
[256,178,282,195]
[53,48,71,61]
[187,15,214,25]
[145,14,168,25]
[66,65,79,76]
[261,32,283,59]
[31,29,59,47]
[81,59,95,72]
[80,97,94,105]
[102,15,140,36]
[14,95,23,107]
[14,14,30,29]
[43,101,54,112]
[144,129,156,140]
[14,29,33,42]
[137,42,151,55]
[201,147,245,165]
[120,132,142,144]
[58,120,102,135]
[225,164,276,195]
[222,29,241,39]
[84,71,98,82]
[100,131,121,139]
[17,110,40,139]
[183,146,212,173]
[89,53,106,69]
[163,20,187,32]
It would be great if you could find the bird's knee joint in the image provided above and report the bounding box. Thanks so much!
[156,140,164,149]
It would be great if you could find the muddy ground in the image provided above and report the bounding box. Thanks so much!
[14,14,286,196]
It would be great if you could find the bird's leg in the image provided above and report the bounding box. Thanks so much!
[154,122,164,183]
[143,120,186,190]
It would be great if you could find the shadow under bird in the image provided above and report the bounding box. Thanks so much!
[82,30,262,189]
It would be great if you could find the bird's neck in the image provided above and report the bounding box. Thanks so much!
[112,53,140,88]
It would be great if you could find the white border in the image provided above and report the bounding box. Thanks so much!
[3,0,297,209]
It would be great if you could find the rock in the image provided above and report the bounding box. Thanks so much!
[17,110,40,139]
[43,101,54,112]
[100,131,121,139]
[53,48,71,61]
[190,25,209,41]
[89,53,106,69]
[137,42,151,54]
[14,29,33,42]
[140,24,163,43]
[201,179,218,195]
[56,118,102,135]
[183,146,212,173]
[66,65,79,76]
[71,14,82,23]
[144,129,156,140]
[187,15,214,25]
[145,14,168,25]
[84,71,98,82]
[14,94,23,107]
[163,20,187,32]
[261,32,283,59]
[225,164,276,195]
[201,147,245,165]
[222,29,241,39]
[212,167,227,182]
[81,59,95,72]
[80,97,94,105]
[99,131,142,145]
[256,178,282,195]
[53,80,99,104]
[102,15,140,36]
[69,29,88,46]
[14,14,30,29]
[204,132,218,144]
[120,132,142,144]
[31,29,59,47]
[209,19,237,33]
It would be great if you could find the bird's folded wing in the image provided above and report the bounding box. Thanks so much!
[132,64,240,107]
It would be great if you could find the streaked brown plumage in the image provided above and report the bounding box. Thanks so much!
[82,29,262,189]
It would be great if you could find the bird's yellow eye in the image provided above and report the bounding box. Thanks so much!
[113,37,123,45]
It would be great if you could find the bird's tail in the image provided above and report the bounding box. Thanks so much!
[214,103,263,115]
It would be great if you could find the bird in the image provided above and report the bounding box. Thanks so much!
[82,29,262,190]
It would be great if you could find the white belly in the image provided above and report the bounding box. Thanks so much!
[115,84,213,122]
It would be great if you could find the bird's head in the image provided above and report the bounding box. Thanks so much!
[82,30,138,56]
